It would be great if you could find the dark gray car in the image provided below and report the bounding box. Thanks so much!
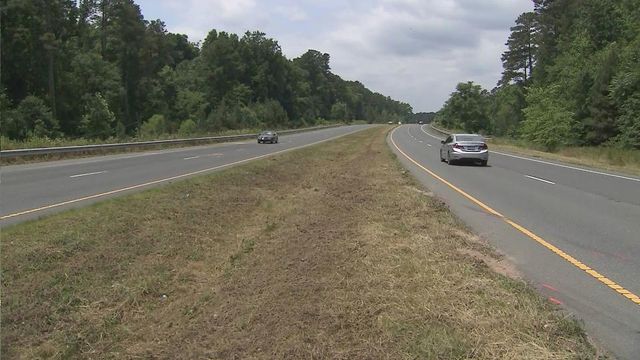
[440,134,489,166]
[257,131,278,144]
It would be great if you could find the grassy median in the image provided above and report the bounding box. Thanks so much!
[1,126,595,358]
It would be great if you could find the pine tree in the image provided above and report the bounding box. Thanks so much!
[500,12,538,85]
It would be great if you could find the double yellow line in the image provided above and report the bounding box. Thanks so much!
[389,127,640,306]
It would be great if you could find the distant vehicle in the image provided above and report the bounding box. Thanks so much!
[397,121,402,125]
[418,120,424,125]
[440,134,488,166]
[257,130,278,144]
[387,121,394,124]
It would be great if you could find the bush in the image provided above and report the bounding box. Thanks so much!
[115,122,127,139]
[178,119,198,136]
[250,100,288,128]
[521,85,574,151]
[330,101,348,120]
[205,103,263,131]
[139,114,167,138]
[0,91,16,139]
[5,96,59,140]
[80,93,116,139]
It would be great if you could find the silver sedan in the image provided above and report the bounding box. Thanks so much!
[440,134,489,166]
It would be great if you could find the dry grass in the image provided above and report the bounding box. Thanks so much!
[2,127,596,359]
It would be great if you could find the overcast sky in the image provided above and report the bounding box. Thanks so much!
[136,0,533,112]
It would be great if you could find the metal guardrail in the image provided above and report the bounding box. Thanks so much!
[428,124,492,140]
[429,123,450,136]
[0,125,341,159]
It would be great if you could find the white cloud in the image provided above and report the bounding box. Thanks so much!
[275,5,308,21]
[136,0,533,112]
[165,0,257,19]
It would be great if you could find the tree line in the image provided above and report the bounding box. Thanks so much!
[436,0,639,150]
[411,112,436,124]
[0,0,412,141]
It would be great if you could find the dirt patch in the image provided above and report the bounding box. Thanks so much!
[2,127,595,359]
[457,248,522,280]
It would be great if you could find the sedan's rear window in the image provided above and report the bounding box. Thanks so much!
[456,135,483,142]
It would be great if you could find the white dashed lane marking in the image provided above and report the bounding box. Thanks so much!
[69,171,107,178]
[525,175,556,185]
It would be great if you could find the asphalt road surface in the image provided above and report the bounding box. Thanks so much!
[389,124,640,359]
[0,125,372,226]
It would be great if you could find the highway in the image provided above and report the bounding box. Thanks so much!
[2,123,638,357]
[389,124,640,360]
[0,125,371,226]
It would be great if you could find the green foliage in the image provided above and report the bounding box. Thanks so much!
[251,100,288,128]
[437,82,490,133]
[330,102,348,120]
[583,45,619,145]
[115,121,127,139]
[521,86,574,150]
[491,85,525,136]
[500,12,538,85]
[411,112,436,124]
[64,51,122,136]
[1,3,411,142]
[80,93,116,139]
[178,119,198,136]
[6,96,59,140]
[0,90,15,139]
[528,0,639,147]
[436,0,640,149]
[610,95,640,147]
[205,103,259,131]
[139,114,168,138]
[609,33,640,147]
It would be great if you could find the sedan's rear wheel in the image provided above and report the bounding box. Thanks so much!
[480,160,488,166]
[447,152,455,165]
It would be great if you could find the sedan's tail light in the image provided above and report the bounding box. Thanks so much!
[479,143,488,150]
[453,143,463,149]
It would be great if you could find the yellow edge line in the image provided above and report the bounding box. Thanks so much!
[1,127,364,221]
[389,126,640,306]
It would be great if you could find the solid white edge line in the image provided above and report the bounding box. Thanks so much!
[69,171,107,178]
[420,124,445,141]
[419,124,640,183]
[492,150,640,182]
[525,175,556,185]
